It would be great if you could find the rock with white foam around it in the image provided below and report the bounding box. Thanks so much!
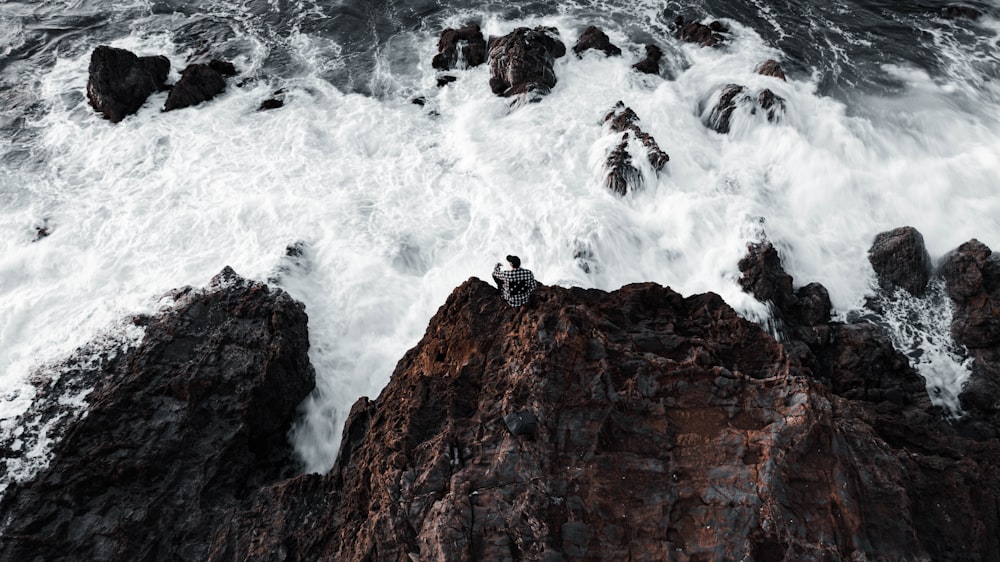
[87,45,170,123]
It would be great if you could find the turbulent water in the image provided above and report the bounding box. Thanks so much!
[1,0,997,481]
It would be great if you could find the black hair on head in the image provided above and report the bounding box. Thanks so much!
[506,255,521,268]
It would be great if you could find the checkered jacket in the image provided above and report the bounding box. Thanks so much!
[493,264,538,306]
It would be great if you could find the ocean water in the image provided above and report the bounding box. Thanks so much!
[1,0,997,482]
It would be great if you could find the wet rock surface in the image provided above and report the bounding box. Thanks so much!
[163,60,235,112]
[869,226,934,296]
[487,26,567,98]
[601,101,669,195]
[433,25,487,71]
[0,267,315,561]
[3,262,1000,561]
[86,45,170,123]
[632,44,663,75]
[756,59,787,80]
[572,26,621,57]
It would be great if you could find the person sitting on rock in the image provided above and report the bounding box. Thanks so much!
[493,255,537,306]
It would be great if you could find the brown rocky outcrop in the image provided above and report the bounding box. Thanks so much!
[868,226,934,297]
[0,267,315,561]
[163,60,236,112]
[87,45,170,123]
[4,264,1000,561]
[756,59,787,81]
[674,16,729,47]
[601,101,669,195]
[940,239,1000,422]
[632,44,663,75]
[487,26,567,98]
[433,25,488,71]
[572,26,621,57]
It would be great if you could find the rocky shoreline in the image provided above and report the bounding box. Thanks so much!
[1,226,999,561]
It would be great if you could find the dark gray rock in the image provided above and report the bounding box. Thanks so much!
[487,26,566,98]
[87,45,170,123]
[0,267,316,561]
[868,226,933,297]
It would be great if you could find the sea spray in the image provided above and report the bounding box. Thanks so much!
[0,1,997,476]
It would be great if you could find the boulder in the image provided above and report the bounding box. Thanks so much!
[432,24,487,71]
[940,239,1000,421]
[674,16,729,47]
[632,44,663,75]
[756,59,786,80]
[868,226,934,297]
[86,45,170,123]
[163,62,232,111]
[487,26,566,98]
[572,25,621,57]
[705,84,785,133]
[0,267,316,561]
[601,101,669,194]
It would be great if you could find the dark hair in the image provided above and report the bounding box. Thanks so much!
[506,255,521,268]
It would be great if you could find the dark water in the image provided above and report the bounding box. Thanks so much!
[1,0,994,101]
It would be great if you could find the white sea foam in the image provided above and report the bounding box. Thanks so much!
[1,6,998,476]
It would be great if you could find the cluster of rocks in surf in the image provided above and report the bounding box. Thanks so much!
[3,224,1000,560]
[425,19,789,196]
[86,45,240,123]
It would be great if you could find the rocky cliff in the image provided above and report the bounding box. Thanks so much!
[2,255,999,561]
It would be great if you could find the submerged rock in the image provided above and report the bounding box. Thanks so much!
[705,83,785,133]
[487,26,566,99]
[4,258,1000,561]
[940,239,1000,422]
[572,25,621,57]
[756,59,787,81]
[87,45,170,123]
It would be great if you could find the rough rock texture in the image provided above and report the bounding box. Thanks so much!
[163,61,232,112]
[432,25,488,71]
[632,44,663,75]
[487,26,567,98]
[940,239,1000,422]
[601,101,669,195]
[675,16,729,47]
[572,26,621,57]
[869,226,934,297]
[0,267,315,561]
[5,264,1000,561]
[705,84,785,134]
[87,45,170,123]
[756,59,787,81]
[215,278,1000,561]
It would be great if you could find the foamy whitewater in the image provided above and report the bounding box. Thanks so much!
[1,0,998,484]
